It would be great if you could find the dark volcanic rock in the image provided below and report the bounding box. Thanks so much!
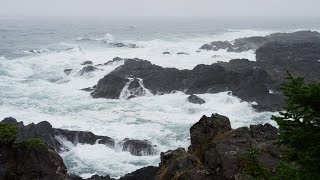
[200,30,320,52]
[119,166,159,180]
[157,148,213,180]
[177,52,189,55]
[92,59,190,96]
[187,94,206,104]
[0,145,69,180]
[55,129,114,148]
[109,42,137,48]
[190,114,232,151]
[2,118,114,152]
[91,74,127,99]
[0,121,68,180]
[90,31,320,112]
[79,66,100,76]
[155,113,280,180]
[201,41,232,51]
[121,139,157,156]
[256,41,320,84]
[70,174,115,180]
[64,68,73,75]
[80,85,97,92]
[81,61,93,65]
[91,58,281,111]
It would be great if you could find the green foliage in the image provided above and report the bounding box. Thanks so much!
[272,73,320,179]
[19,138,45,149]
[242,145,271,179]
[0,122,17,144]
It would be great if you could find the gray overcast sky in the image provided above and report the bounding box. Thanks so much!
[0,0,320,17]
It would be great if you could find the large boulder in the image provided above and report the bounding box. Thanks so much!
[119,166,159,180]
[190,114,232,151]
[187,94,206,104]
[91,74,127,99]
[0,121,69,180]
[157,148,212,180]
[121,139,157,156]
[78,66,100,76]
[155,113,281,180]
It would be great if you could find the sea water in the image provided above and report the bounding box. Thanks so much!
[0,17,319,178]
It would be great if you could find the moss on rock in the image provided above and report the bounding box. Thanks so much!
[0,122,17,144]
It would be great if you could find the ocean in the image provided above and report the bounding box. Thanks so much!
[0,16,319,178]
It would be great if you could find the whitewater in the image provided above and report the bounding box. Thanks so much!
[1,17,319,178]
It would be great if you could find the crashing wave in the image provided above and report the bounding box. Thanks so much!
[119,77,152,100]
[24,48,50,54]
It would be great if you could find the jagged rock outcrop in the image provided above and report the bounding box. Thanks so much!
[81,61,93,65]
[1,118,158,158]
[78,66,100,76]
[188,94,206,104]
[64,69,73,75]
[154,113,281,180]
[2,117,114,152]
[200,30,320,52]
[91,74,127,99]
[119,166,159,180]
[256,41,320,84]
[121,139,157,156]
[96,57,124,67]
[0,121,69,180]
[91,31,320,112]
[91,58,280,111]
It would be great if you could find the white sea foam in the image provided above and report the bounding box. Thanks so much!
[0,29,278,178]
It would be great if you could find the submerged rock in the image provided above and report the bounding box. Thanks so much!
[109,42,137,48]
[78,65,100,76]
[190,114,232,151]
[81,61,93,65]
[121,139,157,156]
[64,68,73,75]
[187,94,206,104]
[177,52,189,55]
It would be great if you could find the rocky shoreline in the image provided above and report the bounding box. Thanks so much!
[1,113,280,180]
[1,30,320,179]
[77,30,320,112]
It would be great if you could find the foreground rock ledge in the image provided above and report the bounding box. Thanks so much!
[1,114,281,180]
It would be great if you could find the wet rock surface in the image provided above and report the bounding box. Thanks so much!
[0,119,69,180]
[187,94,206,104]
[64,68,73,75]
[155,113,280,180]
[78,65,100,76]
[91,58,280,111]
[81,61,93,65]
[91,31,320,112]
[1,117,114,152]
[121,139,157,156]
[1,114,281,180]
[200,30,320,52]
